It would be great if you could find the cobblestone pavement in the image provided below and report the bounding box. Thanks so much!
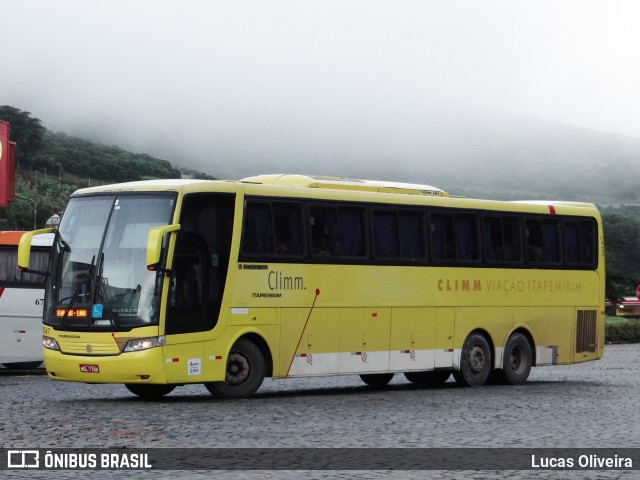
[1,344,639,479]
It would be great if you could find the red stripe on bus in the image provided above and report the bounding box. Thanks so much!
[0,287,4,298]
[286,288,320,377]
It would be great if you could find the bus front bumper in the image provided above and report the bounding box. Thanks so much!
[43,347,168,384]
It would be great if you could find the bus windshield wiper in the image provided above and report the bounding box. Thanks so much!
[59,255,95,329]
[94,252,120,327]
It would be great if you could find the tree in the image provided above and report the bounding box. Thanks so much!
[0,105,46,171]
[0,177,77,230]
[602,212,640,300]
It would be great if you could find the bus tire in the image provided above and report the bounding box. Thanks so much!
[360,373,394,386]
[453,332,492,387]
[404,370,451,386]
[502,333,532,385]
[2,361,42,370]
[205,339,265,399]
[125,384,176,398]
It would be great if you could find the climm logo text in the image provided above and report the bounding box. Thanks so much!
[437,278,481,292]
[268,270,305,291]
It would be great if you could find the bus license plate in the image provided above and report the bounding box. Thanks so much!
[79,364,100,373]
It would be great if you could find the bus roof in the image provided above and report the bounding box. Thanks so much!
[68,175,599,217]
[72,178,223,194]
[240,174,449,197]
[72,176,449,198]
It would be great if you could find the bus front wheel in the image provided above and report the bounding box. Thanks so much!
[125,384,176,398]
[205,339,265,399]
[360,373,394,386]
[501,333,532,385]
[453,332,492,387]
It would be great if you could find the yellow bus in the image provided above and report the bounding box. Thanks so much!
[18,174,604,398]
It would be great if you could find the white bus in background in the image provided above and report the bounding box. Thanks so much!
[0,231,52,369]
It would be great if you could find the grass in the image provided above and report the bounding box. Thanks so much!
[605,315,640,343]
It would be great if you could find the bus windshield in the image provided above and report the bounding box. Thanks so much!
[46,193,176,330]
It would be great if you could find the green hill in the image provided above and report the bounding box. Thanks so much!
[33,130,182,183]
[0,105,214,230]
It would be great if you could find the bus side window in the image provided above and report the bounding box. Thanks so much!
[454,214,479,261]
[398,211,425,259]
[526,220,544,262]
[242,201,304,257]
[564,220,596,266]
[272,203,304,256]
[309,206,365,258]
[338,207,365,257]
[431,213,455,261]
[374,209,425,260]
[580,221,596,264]
[542,220,560,263]
[484,215,521,263]
[526,219,560,264]
[310,207,337,257]
[373,210,399,258]
[242,203,273,255]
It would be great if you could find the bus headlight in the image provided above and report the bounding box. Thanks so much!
[43,336,60,351]
[123,336,166,352]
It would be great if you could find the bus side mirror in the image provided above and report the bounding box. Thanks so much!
[147,224,181,270]
[18,228,56,272]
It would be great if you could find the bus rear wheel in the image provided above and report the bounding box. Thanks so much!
[360,373,394,386]
[501,333,533,385]
[404,370,451,386]
[453,332,492,387]
[205,339,265,399]
[125,384,176,398]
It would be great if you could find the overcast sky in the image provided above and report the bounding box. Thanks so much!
[2,0,640,179]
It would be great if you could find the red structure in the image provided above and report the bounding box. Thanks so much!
[0,120,17,207]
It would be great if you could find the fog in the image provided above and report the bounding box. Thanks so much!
[3,0,640,183]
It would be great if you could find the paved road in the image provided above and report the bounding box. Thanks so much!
[2,344,639,479]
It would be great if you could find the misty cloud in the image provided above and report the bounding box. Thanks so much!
[2,0,640,187]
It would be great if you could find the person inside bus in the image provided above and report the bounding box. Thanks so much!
[274,238,288,255]
[313,234,331,256]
